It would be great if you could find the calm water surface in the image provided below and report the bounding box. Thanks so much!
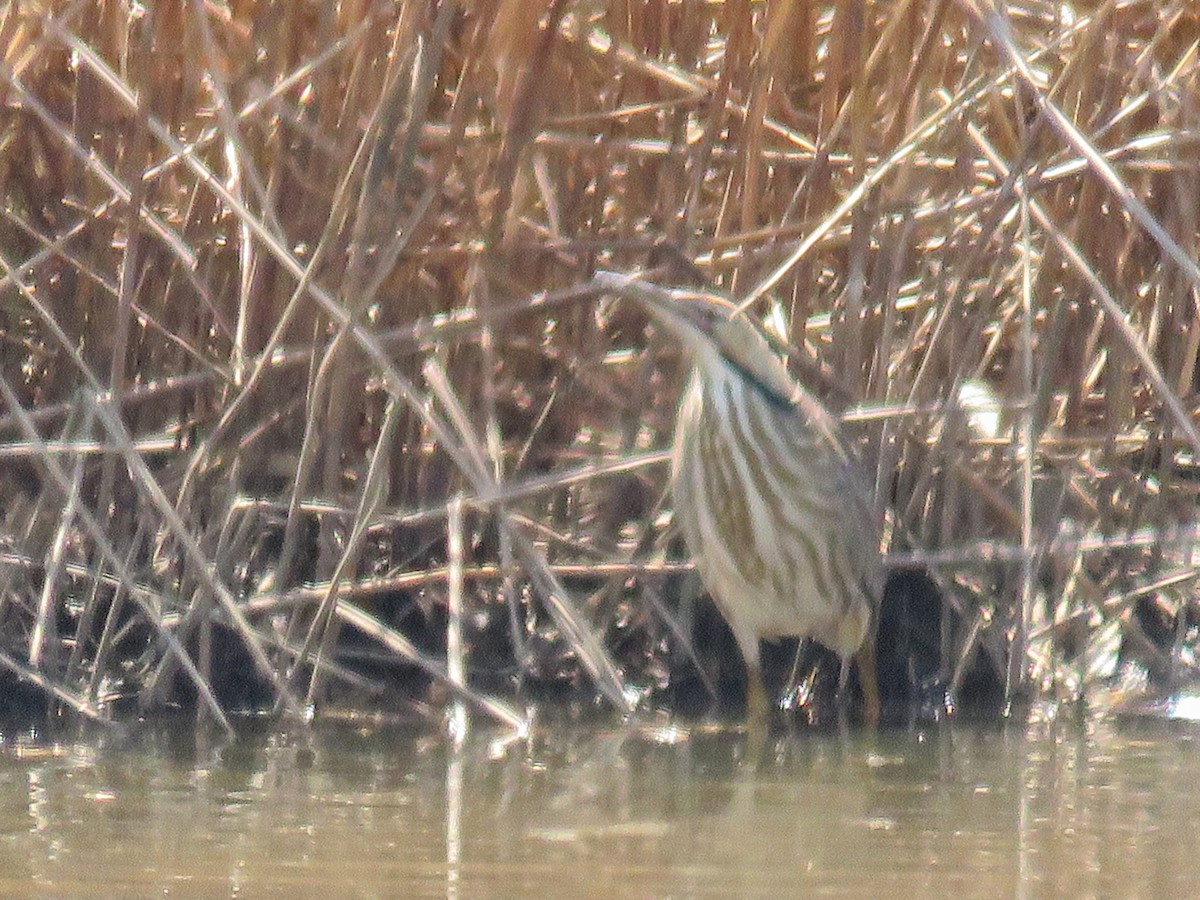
[0,712,1196,898]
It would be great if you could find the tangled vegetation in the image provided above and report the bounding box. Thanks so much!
[2,0,1199,737]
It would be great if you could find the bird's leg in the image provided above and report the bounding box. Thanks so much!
[744,661,771,764]
[836,656,852,726]
[746,663,770,732]
[836,638,881,727]
[736,631,771,732]
[856,634,881,728]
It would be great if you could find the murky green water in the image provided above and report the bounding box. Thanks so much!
[0,712,1196,898]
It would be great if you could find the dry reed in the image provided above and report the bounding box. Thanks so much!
[2,0,1199,735]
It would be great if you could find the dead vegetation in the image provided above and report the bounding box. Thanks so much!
[2,0,1200,736]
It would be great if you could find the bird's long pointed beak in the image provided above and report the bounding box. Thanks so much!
[597,270,685,317]
[595,270,721,338]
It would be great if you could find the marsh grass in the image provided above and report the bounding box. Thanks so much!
[2,0,1200,736]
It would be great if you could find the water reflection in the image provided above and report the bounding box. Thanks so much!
[0,714,1197,897]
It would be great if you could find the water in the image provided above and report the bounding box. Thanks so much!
[0,712,1196,897]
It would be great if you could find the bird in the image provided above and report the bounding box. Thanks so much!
[598,271,884,728]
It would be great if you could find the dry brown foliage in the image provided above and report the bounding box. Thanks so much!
[2,0,1200,734]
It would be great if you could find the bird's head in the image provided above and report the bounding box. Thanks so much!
[608,274,798,407]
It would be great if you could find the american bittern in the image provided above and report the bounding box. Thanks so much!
[601,272,883,727]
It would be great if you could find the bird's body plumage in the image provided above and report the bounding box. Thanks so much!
[601,271,883,723]
[672,365,879,671]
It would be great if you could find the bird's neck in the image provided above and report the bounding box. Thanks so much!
[707,356,794,411]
